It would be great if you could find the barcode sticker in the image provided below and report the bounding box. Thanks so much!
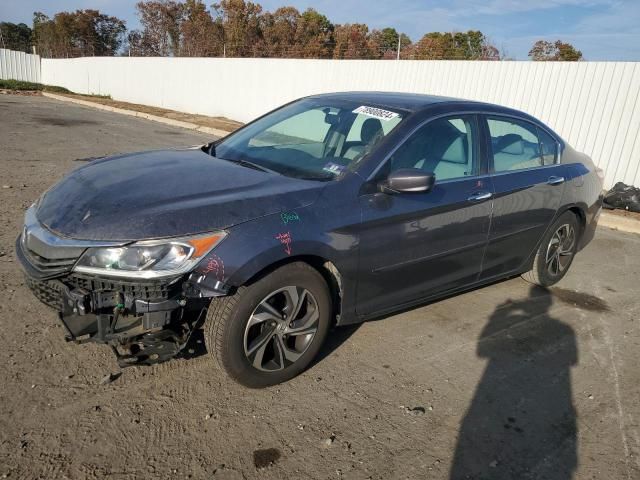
[352,105,400,121]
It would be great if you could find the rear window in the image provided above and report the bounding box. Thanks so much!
[488,117,548,172]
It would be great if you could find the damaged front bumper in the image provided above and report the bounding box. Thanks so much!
[16,226,228,367]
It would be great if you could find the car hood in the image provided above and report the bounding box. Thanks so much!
[36,148,325,241]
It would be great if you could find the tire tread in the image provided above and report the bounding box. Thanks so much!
[204,262,331,387]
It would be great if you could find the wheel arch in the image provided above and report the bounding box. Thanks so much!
[231,253,345,325]
[521,203,586,273]
[559,203,587,235]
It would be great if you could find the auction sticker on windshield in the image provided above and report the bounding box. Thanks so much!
[323,162,346,175]
[352,105,400,121]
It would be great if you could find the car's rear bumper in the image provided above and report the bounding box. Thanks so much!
[579,191,603,251]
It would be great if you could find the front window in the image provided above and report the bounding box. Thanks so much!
[386,115,478,181]
[213,99,404,180]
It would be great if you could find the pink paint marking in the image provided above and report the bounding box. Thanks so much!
[275,232,292,255]
[201,254,225,282]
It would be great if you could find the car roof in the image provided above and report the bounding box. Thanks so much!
[307,91,488,112]
[306,91,557,137]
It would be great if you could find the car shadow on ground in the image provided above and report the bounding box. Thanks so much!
[310,324,362,368]
[449,285,581,479]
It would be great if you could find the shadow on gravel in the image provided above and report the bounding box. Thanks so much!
[33,116,99,126]
[310,324,361,369]
[178,328,208,360]
[450,285,579,480]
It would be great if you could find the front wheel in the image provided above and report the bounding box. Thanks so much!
[522,211,580,287]
[205,262,332,388]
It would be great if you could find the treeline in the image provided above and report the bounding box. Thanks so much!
[0,0,582,61]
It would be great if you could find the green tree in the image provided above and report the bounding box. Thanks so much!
[528,40,583,61]
[32,10,126,58]
[368,27,411,59]
[294,8,333,58]
[0,22,33,53]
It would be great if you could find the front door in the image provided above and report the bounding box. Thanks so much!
[356,115,492,316]
[480,115,566,279]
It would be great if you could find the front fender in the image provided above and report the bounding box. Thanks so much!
[193,207,358,289]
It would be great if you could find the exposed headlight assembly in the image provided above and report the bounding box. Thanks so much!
[74,232,226,279]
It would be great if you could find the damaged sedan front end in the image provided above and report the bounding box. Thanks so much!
[17,205,229,367]
[17,92,602,387]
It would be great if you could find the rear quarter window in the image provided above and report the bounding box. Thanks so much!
[537,127,559,165]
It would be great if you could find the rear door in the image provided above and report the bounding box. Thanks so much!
[480,115,567,279]
[356,114,493,315]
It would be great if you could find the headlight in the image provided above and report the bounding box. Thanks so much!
[74,232,226,279]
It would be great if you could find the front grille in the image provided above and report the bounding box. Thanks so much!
[24,275,65,310]
[21,243,77,277]
[24,273,181,312]
[68,274,179,301]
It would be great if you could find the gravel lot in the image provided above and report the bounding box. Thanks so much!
[1,94,639,480]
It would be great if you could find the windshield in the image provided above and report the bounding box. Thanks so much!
[213,98,404,180]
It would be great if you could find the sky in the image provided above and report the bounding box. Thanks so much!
[1,0,638,60]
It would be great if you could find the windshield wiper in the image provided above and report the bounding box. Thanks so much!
[224,157,271,173]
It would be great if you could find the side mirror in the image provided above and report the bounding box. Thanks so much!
[380,168,435,194]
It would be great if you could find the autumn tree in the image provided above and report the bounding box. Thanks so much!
[0,22,33,53]
[410,30,500,60]
[180,0,223,56]
[213,0,263,57]
[130,1,185,56]
[529,40,582,61]
[32,10,126,58]
[292,8,333,58]
[332,24,372,59]
[260,6,299,57]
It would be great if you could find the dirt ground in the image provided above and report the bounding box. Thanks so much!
[1,95,639,480]
[53,92,243,133]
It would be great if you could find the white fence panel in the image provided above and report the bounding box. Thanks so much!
[0,49,41,83]
[37,57,640,188]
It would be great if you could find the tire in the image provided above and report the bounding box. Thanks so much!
[522,211,580,287]
[205,262,332,388]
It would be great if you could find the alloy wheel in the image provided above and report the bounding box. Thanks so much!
[545,223,576,277]
[243,286,320,372]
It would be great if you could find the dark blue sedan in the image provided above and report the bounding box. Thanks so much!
[17,92,603,386]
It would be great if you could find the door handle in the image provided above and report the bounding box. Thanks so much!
[467,191,492,202]
[547,176,565,185]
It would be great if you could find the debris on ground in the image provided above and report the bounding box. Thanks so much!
[604,182,640,212]
[322,434,336,447]
[100,372,122,385]
[402,405,427,416]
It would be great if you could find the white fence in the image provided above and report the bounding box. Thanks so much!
[41,57,640,189]
[0,49,40,83]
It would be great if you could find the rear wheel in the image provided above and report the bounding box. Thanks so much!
[205,262,331,388]
[522,211,580,287]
